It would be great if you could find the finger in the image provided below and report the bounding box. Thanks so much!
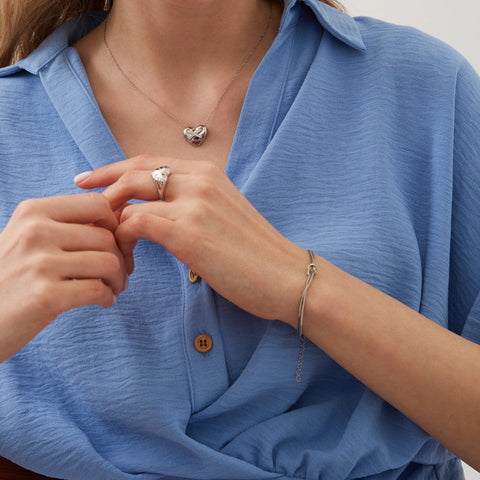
[115,212,176,259]
[74,155,168,189]
[116,203,177,272]
[58,251,126,296]
[102,169,161,212]
[14,194,118,233]
[102,162,228,212]
[119,173,277,237]
[56,279,117,310]
[119,201,170,219]
[74,155,205,190]
[50,223,121,254]
[74,157,147,188]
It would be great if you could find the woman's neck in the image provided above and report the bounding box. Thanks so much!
[74,0,282,142]
[105,0,278,84]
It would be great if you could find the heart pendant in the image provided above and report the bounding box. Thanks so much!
[183,125,208,147]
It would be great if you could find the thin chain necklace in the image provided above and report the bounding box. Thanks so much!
[103,4,273,147]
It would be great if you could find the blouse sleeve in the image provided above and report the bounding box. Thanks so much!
[448,58,480,342]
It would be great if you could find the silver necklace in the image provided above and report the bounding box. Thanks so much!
[103,4,273,147]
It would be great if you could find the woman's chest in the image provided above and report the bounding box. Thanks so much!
[97,100,239,171]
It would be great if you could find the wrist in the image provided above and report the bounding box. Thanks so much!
[277,247,324,330]
[280,252,339,334]
[296,249,317,337]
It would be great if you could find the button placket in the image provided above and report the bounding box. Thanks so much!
[181,263,228,412]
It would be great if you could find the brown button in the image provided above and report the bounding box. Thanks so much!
[194,334,213,353]
[189,270,201,283]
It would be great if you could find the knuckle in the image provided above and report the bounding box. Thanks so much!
[118,170,139,187]
[85,191,109,208]
[185,199,209,223]
[192,177,218,202]
[103,252,122,275]
[84,191,102,202]
[133,153,155,167]
[101,294,116,309]
[14,198,39,218]
[99,228,118,251]
[120,205,136,223]
[198,160,219,176]
[30,252,55,277]
[119,204,133,223]
[193,179,212,198]
[86,280,108,303]
[125,211,148,234]
[191,165,221,199]
[29,280,57,317]
[19,218,50,248]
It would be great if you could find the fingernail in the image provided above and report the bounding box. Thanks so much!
[112,295,118,305]
[74,171,92,184]
[124,275,129,290]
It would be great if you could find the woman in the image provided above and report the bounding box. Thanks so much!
[0,0,479,479]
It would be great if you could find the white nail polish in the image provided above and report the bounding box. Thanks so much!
[74,171,92,184]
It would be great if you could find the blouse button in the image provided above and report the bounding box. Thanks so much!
[194,334,213,353]
[189,270,201,283]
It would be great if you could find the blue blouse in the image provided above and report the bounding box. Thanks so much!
[1,1,480,479]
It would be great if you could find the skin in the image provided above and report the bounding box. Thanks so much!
[0,193,127,362]
[1,0,479,472]
[74,0,283,166]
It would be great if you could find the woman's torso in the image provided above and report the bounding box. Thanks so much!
[0,2,475,479]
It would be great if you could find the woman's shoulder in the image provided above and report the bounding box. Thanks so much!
[0,12,104,90]
[353,15,466,75]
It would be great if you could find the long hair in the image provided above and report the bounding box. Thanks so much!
[0,0,346,68]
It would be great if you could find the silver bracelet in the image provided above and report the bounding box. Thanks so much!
[296,249,317,383]
[297,249,317,337]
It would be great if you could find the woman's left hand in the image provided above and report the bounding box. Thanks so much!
[75,155,306,326]
[75,156,480,469]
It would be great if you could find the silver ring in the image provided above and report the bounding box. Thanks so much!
[151,166,171,200]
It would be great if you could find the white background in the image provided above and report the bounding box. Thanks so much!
[343,0,480,72]
[342,1,480,478]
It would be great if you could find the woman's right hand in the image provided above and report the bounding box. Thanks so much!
[0,193,128,362]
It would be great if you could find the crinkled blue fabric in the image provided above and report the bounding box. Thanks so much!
[1,0,479,479]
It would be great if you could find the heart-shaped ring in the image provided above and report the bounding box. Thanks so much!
[151,166,171,200]
[183,125,208,147]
